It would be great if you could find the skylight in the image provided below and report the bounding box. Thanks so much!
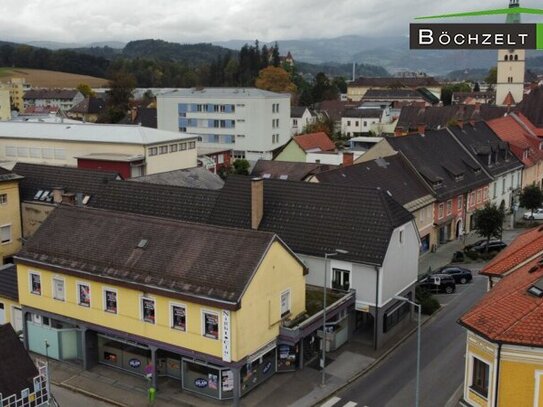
[34,190,43,200]
[528,286,543,298]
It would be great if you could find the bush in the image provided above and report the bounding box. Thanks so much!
[415,286,441,315]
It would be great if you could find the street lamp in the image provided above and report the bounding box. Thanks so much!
[394,295,421,407]
[322,249,348,386]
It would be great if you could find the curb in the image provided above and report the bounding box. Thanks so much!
[51,379,128,407]
[310,306,445,407]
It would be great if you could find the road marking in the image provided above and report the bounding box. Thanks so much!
[343,402,358,407]
[320,397,341,407]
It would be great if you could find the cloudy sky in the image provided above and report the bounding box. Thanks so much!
[0,0,540,44]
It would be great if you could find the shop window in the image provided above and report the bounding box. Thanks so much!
[77,283,91,307]
[280,289,291,317]
[142,297,156,324]
[104,289,117,314]
[30,272,41,295]
[202,311,219,339]
[52,278,65,301]
[332,269,350,290]
[171,304,186,331]
[471,357,489,398]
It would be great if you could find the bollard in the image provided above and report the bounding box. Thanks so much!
[148,387,156,404]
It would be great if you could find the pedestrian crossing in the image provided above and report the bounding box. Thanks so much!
[320,396,362,407]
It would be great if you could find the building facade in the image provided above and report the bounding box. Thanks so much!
[157,88,291,161]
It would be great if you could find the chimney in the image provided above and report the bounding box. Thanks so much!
[342,152,354,167]
[251,178,264,230]
[52,186,65,204]
[61,192,76,206]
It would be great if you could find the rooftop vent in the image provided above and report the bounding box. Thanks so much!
[137,239,149,249]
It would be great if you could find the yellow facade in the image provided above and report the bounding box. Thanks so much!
[0,179,22,264]
[8,78,25,111]
[465,332,497,407]
[17,240,305,362]
[0,89,10,121]
[521,162,543,190]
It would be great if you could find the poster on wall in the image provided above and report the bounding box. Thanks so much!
[142,298,155,323]
[172,306,186,331]
[204,312,218,339]
[105,290,117,313]
[31,274,41,295]
[78,284,91,307]
[222,370,234,392]
[208,373,218,390]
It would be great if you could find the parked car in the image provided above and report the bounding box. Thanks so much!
[523,208,543,220]
[417,274,456,294]
[433,266,473,284]
[470,240,507,254]
[464,238,500,252]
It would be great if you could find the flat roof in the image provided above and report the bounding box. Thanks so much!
[0,122,197,145]
[159,87,291,99]
[75,153,145,162]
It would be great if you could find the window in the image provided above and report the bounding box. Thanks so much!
[363,121,367,127]
[399,229,404,244]
[438,203,444,219]
[159,145,168,155]
[52,278,65,301]
[77,283,91,307]
[332,269,350,290]
[0,194,7,205]
[470,192,475,207]
[347,120,351,126]
[179,143,187,151]
[30,272,41,295]
[355,121,359,127]
[189,141,196,149]
[493,183,497,199]
[179,127,187,132]
[457,195,463,210]
[280,289,291,317]
[203,311,219,339]
[477,190,482,203]
[293,119,298,127]
[104,288,117,314]
[446,200,452,216]
[169,144,178,153]
[149,147,158,156]
[0,225,10,243]
[471,357,489,398]
[171,304,186,331]
[142,297,155,324]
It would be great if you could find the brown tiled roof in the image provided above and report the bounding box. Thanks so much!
[397,105,508,131]
[207,176,413,266]
[460,255,543,347]
[342,108,382,119]
[0,324,39,397]
[251,160,336,181]
[502,91,516,106]
[24,89,80,100]
[0,264,18,301]
[16,206,281,309]
[317,100,359,122]
[69,97,106,114]
[519,85,543,127]
[481,226,543,277]
[293,132,336,152]
[349,77,440,88]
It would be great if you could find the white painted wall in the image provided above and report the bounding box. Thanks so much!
[290,109,315,136]
[490,168,523,211]
[341,116,380,137]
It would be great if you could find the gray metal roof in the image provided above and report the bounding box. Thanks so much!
[159,87,290,99]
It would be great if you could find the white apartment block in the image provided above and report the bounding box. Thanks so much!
[157,88,291,161]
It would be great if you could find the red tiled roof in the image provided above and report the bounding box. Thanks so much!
[487,115,543,167]
[516,113,543,137]
[460,255,543,347]
[481,226,543,277]
[502,91,516,106]
[293,132,336,152]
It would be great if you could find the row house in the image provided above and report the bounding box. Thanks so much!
[459,227,543,407]
[488,113,543,190]
[312,153,437,253]
[290,106,316,136]
[363,128,493,245]
[0,167,23,265]
[15,206,307,402]
[23,89,84,111]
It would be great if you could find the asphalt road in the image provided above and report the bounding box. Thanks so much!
[330,270,487,407]
[51,384,114,407]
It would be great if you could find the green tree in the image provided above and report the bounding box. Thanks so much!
[519,184,543,220]
[473,203,505,252]
[473,82,480,92]
[441,82,472,105]
[485,67,497,85]
[233,159,250,175]
[303,115,338,140]
[76,83,95,98]
[104,72,136,123]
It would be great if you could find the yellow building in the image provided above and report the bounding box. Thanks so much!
[0,88,10,121]
[0,78,26,112]
[0,264,22,331]
[459,251,543,406]
[0,167,23,264]
[15,206,307,401]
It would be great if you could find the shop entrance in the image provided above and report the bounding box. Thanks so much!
[97,335,151,377]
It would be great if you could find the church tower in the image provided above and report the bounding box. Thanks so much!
[495,0,525,106]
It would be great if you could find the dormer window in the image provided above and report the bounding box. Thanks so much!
[473,168,481,175]
[433,180,443,189]
[539,142,543,151]
[523,149,530,160]
[455,174,464,182]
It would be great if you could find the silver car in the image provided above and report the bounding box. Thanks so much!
[523,208,543,220]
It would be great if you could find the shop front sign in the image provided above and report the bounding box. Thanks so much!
[222,310,231,362]
[194,378,208,388]
[129,358,141,368]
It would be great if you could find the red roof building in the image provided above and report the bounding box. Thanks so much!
[293,132,336,152]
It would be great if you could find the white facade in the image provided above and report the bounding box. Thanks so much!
[24,92,85,111]
[490,168,523,211]
[306,151,363,165]
[157,88,291,161]
[0,122,198,175]
[496,49,525,106]
[341,115,381,137]
[290,108,315,136]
